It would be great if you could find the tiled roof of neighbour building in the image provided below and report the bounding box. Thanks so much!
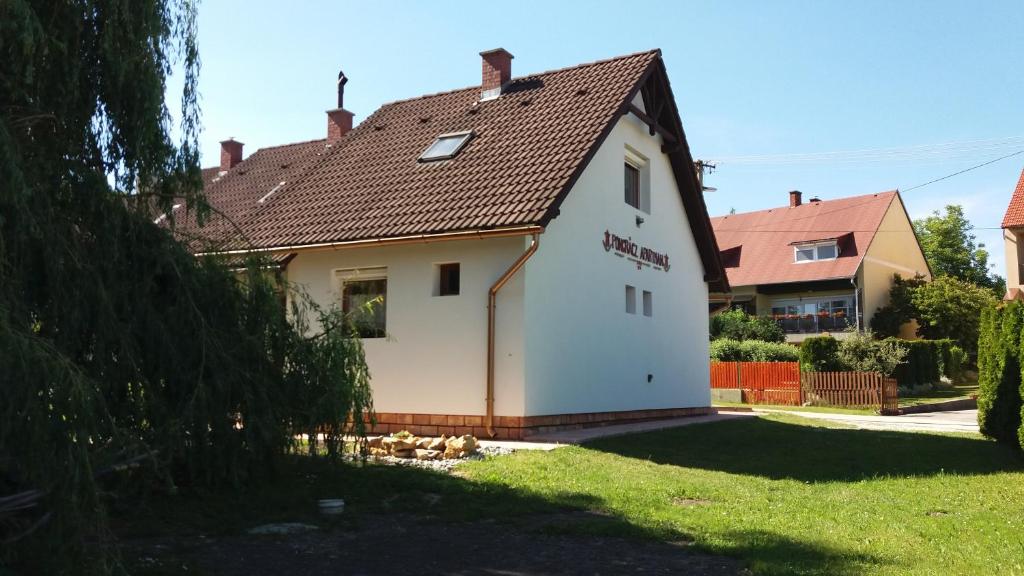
[174,139,330,250]
[173,49,726,288]
[1001,168,1024,228]
[710,191,901,287]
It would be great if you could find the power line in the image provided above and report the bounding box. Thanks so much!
[902,149,1024,192]
[706,136,1024,166]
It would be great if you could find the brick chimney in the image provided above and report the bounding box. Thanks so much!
[327,69,354,141]
[480,48,513,99]
[789,190,802,207]
[220,138,243,172]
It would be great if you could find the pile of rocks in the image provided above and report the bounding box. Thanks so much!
[366,432,478,461]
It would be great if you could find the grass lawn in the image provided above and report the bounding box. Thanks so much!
[899,382,979,408]
[119,414,1024,575]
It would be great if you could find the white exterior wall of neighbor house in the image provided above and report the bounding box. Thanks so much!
[283,236,528,416]
[521,113,710,416]
[859,194,932,329]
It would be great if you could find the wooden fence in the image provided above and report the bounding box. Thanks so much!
[711,362,899,413]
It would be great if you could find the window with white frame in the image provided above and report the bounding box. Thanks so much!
[336,267,387,338]
[642,290,653,317]
[624,146,650,213]
[793,241,838,263]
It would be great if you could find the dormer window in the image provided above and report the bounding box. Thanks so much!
[419,131,473,162]
[794,241,838,263]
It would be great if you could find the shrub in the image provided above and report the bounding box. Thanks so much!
[837,331,907,377]
[710,339,799,362]
[710,309,785,343]
[800,336,842,371]
[889,339,942,388]
[977,302,1024,445]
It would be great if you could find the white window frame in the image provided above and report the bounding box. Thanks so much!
[334,267,388,338]
[642,290,653,317]
[793,241,839,263]
[624,145,651,214]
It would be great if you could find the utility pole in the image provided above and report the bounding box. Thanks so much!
[694,160,717,192]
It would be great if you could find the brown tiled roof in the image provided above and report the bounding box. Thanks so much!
[177,49,725,286]
[242,51,661,248]
[711,191,900,287]
[1001,168,1024,228]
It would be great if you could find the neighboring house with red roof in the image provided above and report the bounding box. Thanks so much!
[710,190,930,342]
[167,49,726,439]
[1001,168,1024,300]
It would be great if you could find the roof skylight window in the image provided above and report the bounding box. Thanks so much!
[419,131,473,162]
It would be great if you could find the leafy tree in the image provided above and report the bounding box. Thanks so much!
[870,274,927,337]
[0,2,373,573]
[914,205,1004,295]
[710,309,785,343]
[911,276,995,355]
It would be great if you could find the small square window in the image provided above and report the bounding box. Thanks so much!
[438,263,460,296]
[642,290,653,317]
[625,285,637,314]
[419,131,473,161]
[624,162,640,209]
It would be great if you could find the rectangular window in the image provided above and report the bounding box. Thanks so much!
[438,262,460,296]
[816,243,837,259]
[625,285,637,314]
[793,241,838,262]
[338,268,387,338]
[642,290,653,317]
[624,162,640,209]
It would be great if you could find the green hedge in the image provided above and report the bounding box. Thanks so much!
[710,310,785,343]
[799,336,842,371]
[977,302,1024,445]
[888,339,940,387]
[710,339,800,362]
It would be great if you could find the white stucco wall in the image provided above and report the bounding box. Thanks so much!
[284,236,528,416]
[521,114,710,416]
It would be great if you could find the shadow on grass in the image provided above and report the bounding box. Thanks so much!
[111,454,896,576]
[586,415,1024,483]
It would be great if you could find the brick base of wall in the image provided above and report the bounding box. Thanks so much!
[367,406,713,440]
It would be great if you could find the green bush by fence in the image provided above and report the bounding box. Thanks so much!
[976,302,1024,445]
[799,336,842,372]
[710,339,800,362]
[710,310,785,343]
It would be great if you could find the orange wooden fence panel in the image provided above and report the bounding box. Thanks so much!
[710,362,900,411]
[710,362,739,389]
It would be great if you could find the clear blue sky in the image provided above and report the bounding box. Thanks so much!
[176,0,1024,273]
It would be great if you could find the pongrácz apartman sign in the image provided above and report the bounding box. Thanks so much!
[602,230,671,272]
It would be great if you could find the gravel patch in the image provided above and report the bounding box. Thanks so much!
[343,445,515,473]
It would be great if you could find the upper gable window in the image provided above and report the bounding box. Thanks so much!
[419,131,473,162]
[794,241,839,263]
[624,146,650,213]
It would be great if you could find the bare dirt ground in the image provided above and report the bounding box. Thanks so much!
[128,512,745,575]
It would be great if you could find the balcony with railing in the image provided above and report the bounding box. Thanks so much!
[770,312,862,335]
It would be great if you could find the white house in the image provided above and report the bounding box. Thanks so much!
[176,49,727,439]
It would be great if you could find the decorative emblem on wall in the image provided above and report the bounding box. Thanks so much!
[602,230,671,272]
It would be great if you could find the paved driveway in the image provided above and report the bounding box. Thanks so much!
[751,408,980,434]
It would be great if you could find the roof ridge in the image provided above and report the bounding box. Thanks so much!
[712,189,898,220]
[376,49,661,108]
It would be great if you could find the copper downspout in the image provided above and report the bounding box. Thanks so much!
[486,232,540,438]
